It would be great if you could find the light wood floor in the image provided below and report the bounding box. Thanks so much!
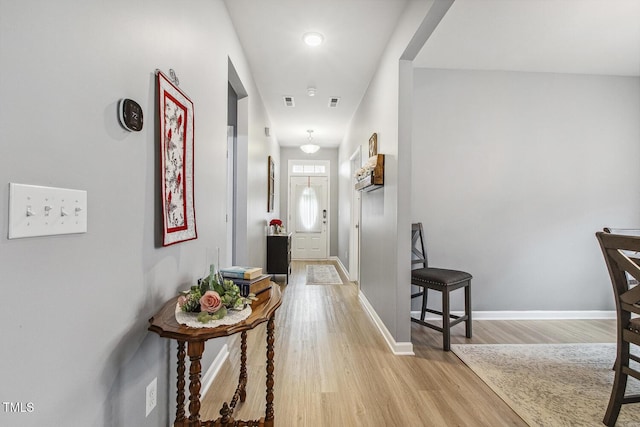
[200,260,616,426]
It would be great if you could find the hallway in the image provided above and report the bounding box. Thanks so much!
[199,260,614,426]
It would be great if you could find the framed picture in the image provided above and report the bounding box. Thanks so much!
[268,156,275,212]
[157,70,197,246]
[369,133,378,158]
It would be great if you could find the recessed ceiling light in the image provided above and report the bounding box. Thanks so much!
[303,32,324,47]
[307,87,316,97]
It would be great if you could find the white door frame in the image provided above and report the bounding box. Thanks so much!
[287,160,330,259]
[349,147,362,284]
[226,126,235,266]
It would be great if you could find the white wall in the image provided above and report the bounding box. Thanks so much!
[244,86,281,269]
[338,0,435,345]
[412,68,640,311]
[0,1,277,425]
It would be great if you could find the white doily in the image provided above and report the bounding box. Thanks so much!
[175,304,252,328]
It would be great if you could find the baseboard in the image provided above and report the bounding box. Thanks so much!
[200,343,229,397]
[328,256,349,280]
[359,291,414,356]
[411,310,616,320]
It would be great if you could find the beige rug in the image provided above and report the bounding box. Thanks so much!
[305,264,343,285]
[451,343,640,427]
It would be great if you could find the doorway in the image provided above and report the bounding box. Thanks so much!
[288,160,330,260]
[227,84,237,266]
[349,147,362,283]
[228,59,248,266]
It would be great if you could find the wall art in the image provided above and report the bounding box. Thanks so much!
[157,70,197,246]
[268,155,275,212]
[368,132,378,158]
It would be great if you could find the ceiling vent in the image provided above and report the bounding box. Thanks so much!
[283,96,295,107]
[328,97,340,108]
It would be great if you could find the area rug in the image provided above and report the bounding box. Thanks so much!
[306,264,343,285]
[451,343,640,426]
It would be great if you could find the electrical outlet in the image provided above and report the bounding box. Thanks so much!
[145,377,157,417]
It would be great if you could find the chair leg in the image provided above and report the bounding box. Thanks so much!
[442,289,451,351]
[603,368,627,426]
[465,281,472,338]
[420,289,428,321]
[604,342,630,426]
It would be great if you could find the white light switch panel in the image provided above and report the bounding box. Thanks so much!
[8,183,87,239]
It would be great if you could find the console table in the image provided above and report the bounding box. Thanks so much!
[148,284,282,427]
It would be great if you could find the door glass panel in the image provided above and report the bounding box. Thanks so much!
[295,184,321,232]
[291,163,327,175]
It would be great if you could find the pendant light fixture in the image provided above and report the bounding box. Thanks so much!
[300,130,320,154]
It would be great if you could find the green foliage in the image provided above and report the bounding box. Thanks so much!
[180,285,202,312]
[181,264,255,322]
[196,306,227,323]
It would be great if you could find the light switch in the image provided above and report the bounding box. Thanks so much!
[8,183,87,239]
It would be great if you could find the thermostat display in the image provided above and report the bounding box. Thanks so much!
[118,98,143,132]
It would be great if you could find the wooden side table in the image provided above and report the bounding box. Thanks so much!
[148,284,282,427]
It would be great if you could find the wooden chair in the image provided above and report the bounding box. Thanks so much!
[596,231,640,426]
[411,222,472,351]
[604,228,640,287]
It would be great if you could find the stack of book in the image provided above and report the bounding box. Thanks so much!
[220,266,272,303]
[220,266,263,280]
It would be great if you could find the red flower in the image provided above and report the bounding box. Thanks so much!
[269,219,282,226]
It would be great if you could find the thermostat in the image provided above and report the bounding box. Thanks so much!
[118,98,143,132]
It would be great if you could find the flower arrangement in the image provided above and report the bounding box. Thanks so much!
[178,265,256,323]
[269,218,283,234]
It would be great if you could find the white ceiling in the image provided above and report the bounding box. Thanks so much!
[225,0,640,150]
[224,0,409,148]
[414,0,640,76]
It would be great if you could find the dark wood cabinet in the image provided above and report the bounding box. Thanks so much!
[267,233,291,283]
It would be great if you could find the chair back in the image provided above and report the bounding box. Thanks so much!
[603,228,640,236]
[596,232,640,325]
[412,223,428,269]
[603,228,640,286]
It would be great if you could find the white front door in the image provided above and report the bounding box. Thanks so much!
[290,176,328,259]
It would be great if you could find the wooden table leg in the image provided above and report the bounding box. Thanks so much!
[225,330,248,422]
[239,330,248,403]
[175,341,186,426]
[264,315,275,427]
[187,340,205,426]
